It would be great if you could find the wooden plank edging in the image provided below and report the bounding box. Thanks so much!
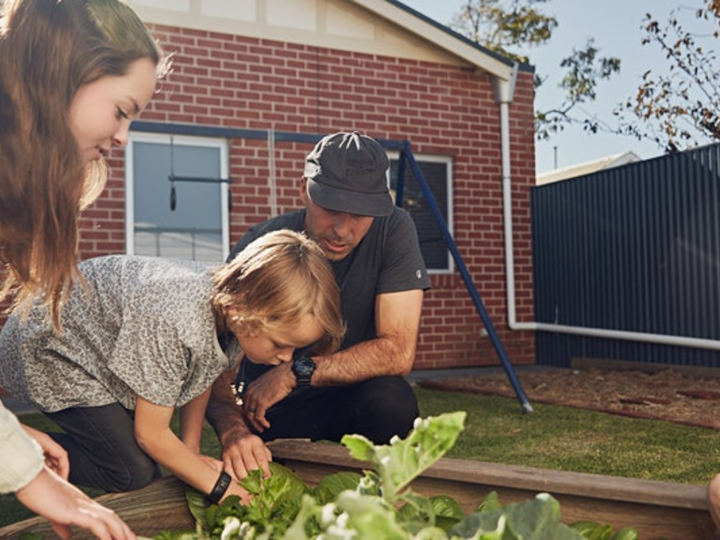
[269,439,706,509]
[268,439,717,540]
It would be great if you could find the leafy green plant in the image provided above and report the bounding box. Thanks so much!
[145,412,637,540]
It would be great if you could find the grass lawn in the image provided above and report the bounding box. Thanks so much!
[1,387,718,529]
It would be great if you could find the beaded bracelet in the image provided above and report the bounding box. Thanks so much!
[205,471,232,506]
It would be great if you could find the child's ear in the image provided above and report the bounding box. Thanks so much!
[225,307,244,331]
[234,321,254,337]
[246,327,260,338]
[228,311,258,338]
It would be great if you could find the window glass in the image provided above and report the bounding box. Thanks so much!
[389,155,452,273]
[126,134,229,261]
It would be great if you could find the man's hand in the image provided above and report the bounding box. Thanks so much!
[220,427,272,480]
[241,364,295,432]
[206,367,275,481]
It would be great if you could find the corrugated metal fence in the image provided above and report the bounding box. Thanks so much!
[532,142,720,368]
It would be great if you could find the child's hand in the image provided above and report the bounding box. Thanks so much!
[198,454,224,473]
[225,480,252,505]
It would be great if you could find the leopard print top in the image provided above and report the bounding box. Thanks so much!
[0,255,236,412]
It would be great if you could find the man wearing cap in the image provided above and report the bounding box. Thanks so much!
[207,131,431,479]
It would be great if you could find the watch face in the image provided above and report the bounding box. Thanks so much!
[293,356,315,376]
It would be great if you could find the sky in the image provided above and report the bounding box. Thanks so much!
[401,0,700,175]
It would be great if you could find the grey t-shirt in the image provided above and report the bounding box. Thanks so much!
[0,255,234,412]
[229,207,430,380]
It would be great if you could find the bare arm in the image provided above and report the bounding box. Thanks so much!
[206,368,249,445]
[16,468,136,540]
[134,397,249,503]
[180,387,211,453]
[206,369,272,480]
[21,424,70,480]
[314,288,424,383]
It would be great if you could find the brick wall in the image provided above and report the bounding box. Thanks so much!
[71,24,536,370]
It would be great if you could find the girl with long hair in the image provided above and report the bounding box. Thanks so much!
[0,1,168,537]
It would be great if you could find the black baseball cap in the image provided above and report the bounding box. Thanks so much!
[304,131,394,217]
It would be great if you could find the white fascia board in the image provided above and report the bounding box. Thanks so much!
[350,0,516,81]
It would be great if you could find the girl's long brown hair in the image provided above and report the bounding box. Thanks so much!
[0,0,167,327]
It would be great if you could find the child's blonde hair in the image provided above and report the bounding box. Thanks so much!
[212,229,345,355]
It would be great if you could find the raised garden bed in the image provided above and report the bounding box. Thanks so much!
[0,439,714,539]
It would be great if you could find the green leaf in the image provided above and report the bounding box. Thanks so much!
[313,471,361,505]
[238,461,309,533]
[611,527,639,540]
[139,533,196,540]
[429,495,464,521]
[325,490,409,539]
[476,491,503,513]
[152,413,638,540]
[342,411,466,502]
[186,487,208,524]
[283,494,321,540]
[340,433,377,462]
[397,489,437,534]
[413,527,450,540]
[451,493,584,540]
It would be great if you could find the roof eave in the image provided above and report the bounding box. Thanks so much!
[350,0,527,81]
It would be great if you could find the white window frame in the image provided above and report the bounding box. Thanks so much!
[125,132,231,261]
[388,151,454,275]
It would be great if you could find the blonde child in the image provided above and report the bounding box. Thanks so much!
[0,230,345,505]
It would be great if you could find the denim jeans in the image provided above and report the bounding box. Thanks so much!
[258,376,419,444]
[46,403,161,492]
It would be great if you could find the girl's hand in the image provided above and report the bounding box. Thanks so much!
[199,455,253,503]
[16,467,136,540]
[21,424,70,480]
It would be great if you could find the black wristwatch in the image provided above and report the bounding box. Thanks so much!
[291,355,315,387]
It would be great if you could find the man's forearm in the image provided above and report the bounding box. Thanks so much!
[313,334,415,386]
[311,288,423,386]
[206,370,253,443]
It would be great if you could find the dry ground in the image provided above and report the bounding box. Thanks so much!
[418,367,720,430]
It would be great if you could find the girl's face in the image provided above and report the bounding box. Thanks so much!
[234,313,325,366]
[68,58,157,165]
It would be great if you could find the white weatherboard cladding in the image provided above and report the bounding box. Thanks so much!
[129,0,477,70]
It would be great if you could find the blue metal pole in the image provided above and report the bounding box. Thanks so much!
[396,148,407,207]
[400,142,533,414]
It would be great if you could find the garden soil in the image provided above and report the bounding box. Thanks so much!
[417,367,720,430]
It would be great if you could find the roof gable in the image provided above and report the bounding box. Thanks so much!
[130,0,528,80]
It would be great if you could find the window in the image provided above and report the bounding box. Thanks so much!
[389,154,453,273]
[126,133,230,261]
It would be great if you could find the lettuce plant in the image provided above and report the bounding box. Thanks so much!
[146,412,634,540]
